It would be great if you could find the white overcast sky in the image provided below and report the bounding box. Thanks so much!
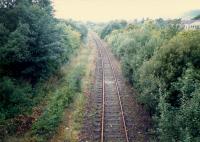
[52,0,200,22]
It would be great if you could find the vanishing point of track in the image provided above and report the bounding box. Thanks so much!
[93,34,129,142]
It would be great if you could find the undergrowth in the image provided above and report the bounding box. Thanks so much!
[31,65,85,142]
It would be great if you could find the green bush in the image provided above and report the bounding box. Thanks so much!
[139,31,200,141]
[100,20,127,39]
[106,19,200,141]
[0,0,87,139]
[65,19,88,42]
[107,21,167,86]
[32,66,85,141]
[32,87,74,140]
[140,31,200,109]
[0,0,83,82]
[179,91,200,141]
[0,77,32,119]
[67,66,85,92]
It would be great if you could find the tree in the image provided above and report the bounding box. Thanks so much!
[0,0,84,121]
[100,20,127,39]
[193,14,200,20]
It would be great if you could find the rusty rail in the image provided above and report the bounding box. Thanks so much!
[93,34,129,142]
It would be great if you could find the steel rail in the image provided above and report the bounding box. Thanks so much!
[93,38,105,142]
[97,37,130,142]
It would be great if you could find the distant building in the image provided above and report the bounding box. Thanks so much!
[182,20,200,30]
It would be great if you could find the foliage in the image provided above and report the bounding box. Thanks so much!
[193,14,200,20]
[67,66,85,92]
[152,31,200,141]
[32,65,85,141]
[32,87,74,141]
[0,0,87,139]
[106,20,180,86]
[100,20,127,39]
[65,19,88,42]
[0,77,32,120]
[55,22,81,64]
[0,1,52,81]
[106,19,200,141]
[140,31,200,110]
[182,9,200,19]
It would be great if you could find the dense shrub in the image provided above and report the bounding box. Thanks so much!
[0,1,85,81]
[0,77,32,120]
[1,1,53,80]
[140,31,200,111]
[100,20,127,39]
[107,20,169,86]
[106,19,200,141]
[144,31,200,141]
[65,20,88,42]
[67,66,85,92]
[0,0,87,137]
[32,87,74,139]
[193,14,200,20]
[32,66,85,141]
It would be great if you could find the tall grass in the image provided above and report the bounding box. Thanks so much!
[31,65,85,141]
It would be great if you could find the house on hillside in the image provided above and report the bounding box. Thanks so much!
[182,20,200,30]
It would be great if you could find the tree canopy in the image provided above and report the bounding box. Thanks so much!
[0,0,86,124]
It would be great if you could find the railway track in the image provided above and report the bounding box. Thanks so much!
[81,33,149,142]
[92,34,129,142]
